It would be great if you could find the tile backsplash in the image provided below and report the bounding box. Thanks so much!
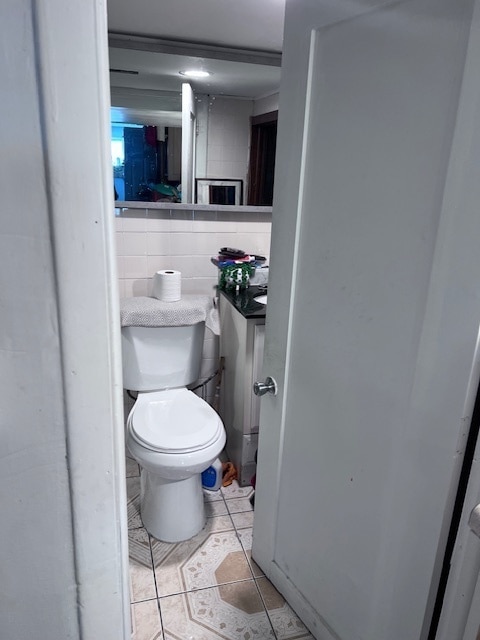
[115,207,271,299]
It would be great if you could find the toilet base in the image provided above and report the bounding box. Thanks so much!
[140,469,206,542]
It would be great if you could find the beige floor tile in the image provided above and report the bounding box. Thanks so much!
[231,511,254,530]
[257,577,315,640]
[221,479,254,500]
[126,476,143,529]
[131,600,163,640]
[160,581,275,639]
[237,528,265,578]
[205,499,228,517]
[129,528,157,603]
[226,497,253,514]
[151,515,253,597]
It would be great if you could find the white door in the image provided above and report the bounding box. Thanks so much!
[181,82,196,203]
[252,0,480,639]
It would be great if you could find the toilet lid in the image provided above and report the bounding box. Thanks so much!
[131,388,223,453]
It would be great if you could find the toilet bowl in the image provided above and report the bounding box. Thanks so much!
[120,304,226,543]
[126,388,226,542]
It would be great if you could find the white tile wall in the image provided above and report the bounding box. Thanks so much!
[206,97,253,202]
[116,207,271,403]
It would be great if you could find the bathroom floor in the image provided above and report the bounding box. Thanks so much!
[126,454,314,640]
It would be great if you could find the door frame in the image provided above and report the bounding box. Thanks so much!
[24,0,130,636]
[435,386,480,639]
[247,110,278,205]
[417,4,480,635]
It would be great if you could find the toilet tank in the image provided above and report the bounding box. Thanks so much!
[121,322,205,391]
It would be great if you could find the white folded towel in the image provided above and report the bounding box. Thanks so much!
[120,295,220,335]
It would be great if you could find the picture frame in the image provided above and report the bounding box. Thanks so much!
[195,179,243,206]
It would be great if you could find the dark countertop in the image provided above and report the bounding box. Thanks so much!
[218,285,267,319]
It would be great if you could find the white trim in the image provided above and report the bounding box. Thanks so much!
[181,82,196,203]
[108,32,282,67]
[34,0,130,637]
[115,201,271,213]
[196,179,243,205]
[422,3,480,635]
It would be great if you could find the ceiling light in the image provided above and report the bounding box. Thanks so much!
[179,70,211,79]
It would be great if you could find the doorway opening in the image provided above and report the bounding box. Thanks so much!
[247,111,278,206]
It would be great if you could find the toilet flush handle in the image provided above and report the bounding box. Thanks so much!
[253,377,277,397]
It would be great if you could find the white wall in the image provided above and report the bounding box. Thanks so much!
[115,208,271,297]
[205,97,253,202]
[253,93,280,116]
[1,5,78,635]
[1,1,129,639]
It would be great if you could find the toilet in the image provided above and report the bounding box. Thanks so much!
[121,320,226,542]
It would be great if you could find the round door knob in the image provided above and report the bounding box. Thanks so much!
[253,376,277,396]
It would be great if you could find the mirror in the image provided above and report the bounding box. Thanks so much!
[109,36,281,205]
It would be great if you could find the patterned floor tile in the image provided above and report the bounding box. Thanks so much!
[231,511,255,530]
[127,476,143,529]
[226,497,253,515]
[151,515,253,597]
[160,581,275,640]
[131,599,163,640]
[236,528,264,578]
[221,479,254,500]
[205,499,228,517]
[129,528,157,603]
[256,577,315,640]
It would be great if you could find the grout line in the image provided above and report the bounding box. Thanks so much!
[156,576,258,600]
[127,464,268,636]
[252,577,280,640]
[233,525,258,588]
[154,597,164,639]
[226,505,254,515]
[146,524,166,637]
[130,595,158,605]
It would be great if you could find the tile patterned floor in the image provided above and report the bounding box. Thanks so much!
[126,452,314,640]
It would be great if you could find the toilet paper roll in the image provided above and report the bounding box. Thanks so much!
[152,270,182,302]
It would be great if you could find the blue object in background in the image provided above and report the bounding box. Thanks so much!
[202,458,222,491]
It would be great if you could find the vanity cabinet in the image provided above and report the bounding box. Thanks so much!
[218,289,266,486]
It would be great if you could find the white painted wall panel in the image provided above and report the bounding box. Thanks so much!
[0,2,79,638]
[1,1,129,638]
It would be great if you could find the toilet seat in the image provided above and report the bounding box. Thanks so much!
[130,388,223,453]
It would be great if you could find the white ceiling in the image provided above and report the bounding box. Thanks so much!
[107,0,285,53]
[107,0,285,102]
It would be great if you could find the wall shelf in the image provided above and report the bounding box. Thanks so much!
[115,201,272,215]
